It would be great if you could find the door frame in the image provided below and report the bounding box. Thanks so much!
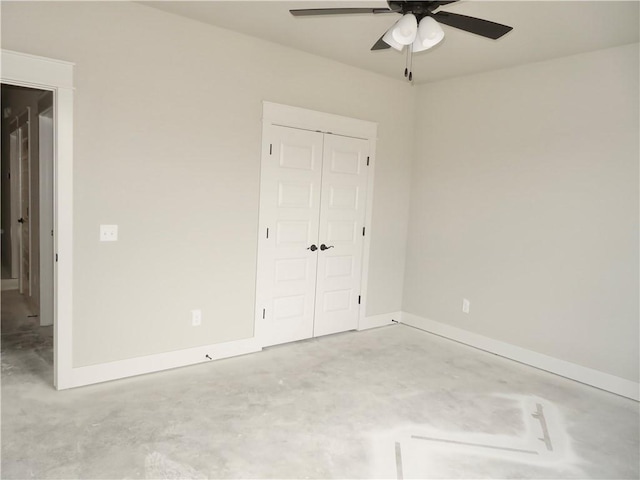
[255,101,378,346]
[38,96,54,327]
[15,109,32,297]
[1,49,74,389]
[8,126,20,279]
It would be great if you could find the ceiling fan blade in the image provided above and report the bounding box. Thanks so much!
[290,8,396,16]
[432,11,512,39]
[371,34,391,50]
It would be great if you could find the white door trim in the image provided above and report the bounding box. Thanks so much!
[39,104,54,326]
[258,102,378,344]
[16,109,32,297]
[8,127,20,279]
[1,49,74,389]
[263,101,378,140]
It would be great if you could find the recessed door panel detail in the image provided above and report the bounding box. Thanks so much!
[278,182,313,208]
[275,259,308,283]
[280,143,315,170]
[273,295,306,320]
[276,221,310,246]
[329,186,359,210]
[327,221,357,243]
[325,255,354,279]
[323,290,352,313]
[330,150,361,175]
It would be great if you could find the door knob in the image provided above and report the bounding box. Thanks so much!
[320,244,334,251]
[307,244,318,252]
[17,218,25,224]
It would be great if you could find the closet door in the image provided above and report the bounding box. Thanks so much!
[259,126,323,347]
[313,134,369,337]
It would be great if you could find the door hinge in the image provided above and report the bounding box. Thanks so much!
[55,254,58,262]
[362,227,366,237]
[262,308,266,319]
[269,144,273,155]
[266,227,269,239]
[366,156,370,166]
[358,295,361,305]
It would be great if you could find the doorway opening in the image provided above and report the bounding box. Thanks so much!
[1,84,55,378]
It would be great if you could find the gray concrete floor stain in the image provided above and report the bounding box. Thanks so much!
[1,290,638,479]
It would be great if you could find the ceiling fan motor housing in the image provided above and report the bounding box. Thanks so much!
[388,1,441,20]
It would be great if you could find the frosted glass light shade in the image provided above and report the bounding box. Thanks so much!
[382,30,404,51]
[382,13,418,50]
[413,16,444,52]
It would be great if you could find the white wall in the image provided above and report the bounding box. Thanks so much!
[0,2,414,367]
[3,1,636,388]
[404,43,639,383]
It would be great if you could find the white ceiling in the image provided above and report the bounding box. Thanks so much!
[146,1,639,84]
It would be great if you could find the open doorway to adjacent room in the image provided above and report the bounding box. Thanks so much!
[1,84,55,374]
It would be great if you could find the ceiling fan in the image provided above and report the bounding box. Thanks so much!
[290,1,513,81]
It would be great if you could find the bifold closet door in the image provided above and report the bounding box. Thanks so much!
[313,134,369,337]
[260,126,323,347]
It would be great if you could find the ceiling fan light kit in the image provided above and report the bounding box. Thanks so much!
[290,1,513,82]
[388,13,418,46]
[414,16,445,52]
[381,28,404,51]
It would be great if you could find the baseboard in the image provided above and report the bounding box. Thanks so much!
[58,312,638,400]
[401,312,639,401]
[59,337,262,390]
[1,279,19,291]
[359,311,401,331]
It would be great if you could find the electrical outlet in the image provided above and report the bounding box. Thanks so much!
[462,298,470,314]
[100,224,118,242]
[191,309,202,326]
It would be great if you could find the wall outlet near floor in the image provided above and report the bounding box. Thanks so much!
[100,224,118,242]
[462,298,470,314]
[191,309,202,326]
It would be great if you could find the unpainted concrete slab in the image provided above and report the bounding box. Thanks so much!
[1,291,638,478]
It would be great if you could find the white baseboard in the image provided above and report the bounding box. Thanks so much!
[1,279,19,291]
[359,311,401,331]
[60,337,262,390]
[59,311,638,401]
[401,312,639,402]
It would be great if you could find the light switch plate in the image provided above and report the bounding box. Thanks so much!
[100,224,118,242]
[462,298,470,314]
[191,309,202,327]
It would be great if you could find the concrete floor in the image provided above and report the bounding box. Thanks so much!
[1,291,638,479]
[1,263,19,290]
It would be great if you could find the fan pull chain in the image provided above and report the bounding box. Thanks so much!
[409,44,414,82]
[403,44,415,82]
[404,44,414,82]
[404,47,409,78]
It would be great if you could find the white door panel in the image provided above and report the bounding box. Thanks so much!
[313,135,369,337]
[17,113,31,297]
[9,131,20,279]
[258,126,323,347]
